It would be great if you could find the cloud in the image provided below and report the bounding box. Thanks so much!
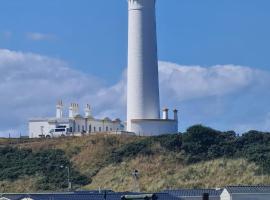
[26,32,56,41]
[0,49,270,136]
[0,49,106,136]
[159,61,264,101]
[158,61,270,133]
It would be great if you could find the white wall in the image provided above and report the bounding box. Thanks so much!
[127,0,160,131]
[86,120,124,133]
[29,117,124,138]
[29,121,54,138]
[73,117,86,132]
[130,119,178,136]
[220,189,231,200]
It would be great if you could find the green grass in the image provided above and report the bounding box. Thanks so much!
[1,126,270,192]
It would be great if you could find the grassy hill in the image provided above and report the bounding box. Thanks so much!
[0,125,270,193]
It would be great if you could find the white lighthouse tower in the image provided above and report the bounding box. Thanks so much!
[127,0,160,130]
[127,0,178,135]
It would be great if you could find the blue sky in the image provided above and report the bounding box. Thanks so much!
[0,0,270,136]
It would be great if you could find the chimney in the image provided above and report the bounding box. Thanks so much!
[69,103,75,118]
[85,104,91,117]
[173,109,178,121]
[162,108,169,120]
[71,103,79,116]
[56,100,63,119]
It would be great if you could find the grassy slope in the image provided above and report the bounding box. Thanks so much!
[0,135,269,192]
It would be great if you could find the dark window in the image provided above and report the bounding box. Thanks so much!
[99,127,101,132]
[78,125,80,132]
[89,125,92,133]
[55,128,65,132]
[57,125,66,128]
[94,127,96,132]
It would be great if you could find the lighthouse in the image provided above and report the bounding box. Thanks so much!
[127,0,160,131]
[127,0,178,135]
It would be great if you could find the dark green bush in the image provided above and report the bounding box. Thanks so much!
[0,147,90,190]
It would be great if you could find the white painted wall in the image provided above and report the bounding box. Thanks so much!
[29,120,54,138]
[127,0,160,131]
[130,119,178,136]
[29,118,124,138]
[220,189,231,200]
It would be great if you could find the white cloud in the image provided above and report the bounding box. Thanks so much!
[0,49,269,137]
[158,61,270,133]
[0,49,106,136]
[158,61,265,101]
[26,32,55,41]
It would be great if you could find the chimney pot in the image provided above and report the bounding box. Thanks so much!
[162,108,169,120]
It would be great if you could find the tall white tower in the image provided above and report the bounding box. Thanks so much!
[127,0,160,132]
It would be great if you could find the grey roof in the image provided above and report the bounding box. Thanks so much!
[29,118,70,123]
[164,189,222,197]
[2,192,180,200]
[225,186,270,194]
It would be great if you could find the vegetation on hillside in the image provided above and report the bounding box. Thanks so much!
[0,147,89,191]
[0,125,270,192]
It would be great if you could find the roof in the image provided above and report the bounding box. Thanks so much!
[29,118,70,123]
[225,186,270,194]
[131,119,176,122]
[164,189,223,197]
[2,192,180,200]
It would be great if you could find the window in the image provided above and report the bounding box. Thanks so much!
[78,125,80,132]
[99,127,101,132]
[57,125,66,128]
[82,125,85,131]
[55,128,65,132]
[94,127,96,132]
[89,125,92,133]
[106,126,108,132]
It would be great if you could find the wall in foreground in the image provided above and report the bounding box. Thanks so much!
[130,119,178,136]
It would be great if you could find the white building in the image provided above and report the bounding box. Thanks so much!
[220,186,270,200]
[127,0,178,135]
[29,101,124,138]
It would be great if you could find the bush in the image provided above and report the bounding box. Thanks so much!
[0,147,90,190]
